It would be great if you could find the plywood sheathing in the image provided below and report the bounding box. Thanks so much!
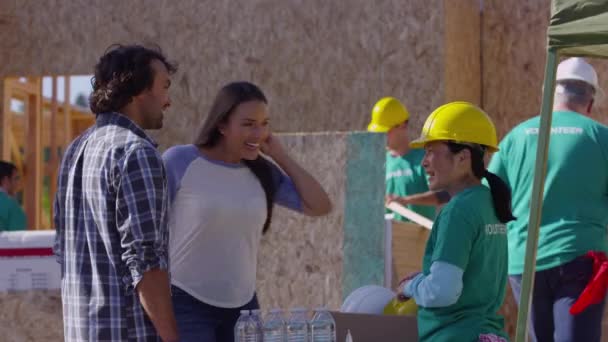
[0,0,445,149]
[482,0,608,139]
[257,132,347,311]
[444,0,482,106]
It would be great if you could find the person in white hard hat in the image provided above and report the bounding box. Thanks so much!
[488,57,608,342]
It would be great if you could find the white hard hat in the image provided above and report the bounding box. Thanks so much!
[556,57,604,99]
[340,285,395,314]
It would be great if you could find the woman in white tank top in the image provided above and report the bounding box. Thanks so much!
[162,82,332,342]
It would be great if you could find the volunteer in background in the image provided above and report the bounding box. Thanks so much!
[163,81,332,342]
[488,57,608,342]
[0,161,26,231]
[367,97,448,222]
[395,102,514,342]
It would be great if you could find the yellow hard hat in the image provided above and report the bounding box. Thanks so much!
[410,101,499,152]
[383,297,418,316]
[367,97,410,133]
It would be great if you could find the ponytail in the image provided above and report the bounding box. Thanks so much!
[483,170,515,223]
[447,142,515,223]
[243,156,277,234]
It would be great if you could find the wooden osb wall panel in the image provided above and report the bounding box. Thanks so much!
[482,0,608,139]
[257,132,347,311]
[481,0,550,138]
[390,222,429,289]
[0,0,445,149]
[444,0,481,106]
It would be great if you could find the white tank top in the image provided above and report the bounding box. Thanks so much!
[163,145,302,308]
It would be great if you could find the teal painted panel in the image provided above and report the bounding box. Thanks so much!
[342,132,387,300]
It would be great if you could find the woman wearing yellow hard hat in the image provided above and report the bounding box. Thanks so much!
[391,101,515,342]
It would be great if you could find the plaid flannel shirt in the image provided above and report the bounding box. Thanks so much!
[53,112,169,341]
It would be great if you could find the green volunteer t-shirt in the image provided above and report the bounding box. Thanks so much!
[488,110,608,275]
[385,149,435,221]
[0,191,26,231]
[417,185,508,342]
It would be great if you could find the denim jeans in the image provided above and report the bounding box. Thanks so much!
[171,285,260,342]
[509,256,606,342]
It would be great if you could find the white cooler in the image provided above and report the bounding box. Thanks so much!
[0,230,60,291]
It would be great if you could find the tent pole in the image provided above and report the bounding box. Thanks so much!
[514,48,559,342]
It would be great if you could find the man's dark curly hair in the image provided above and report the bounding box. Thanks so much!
[89,44,178,114]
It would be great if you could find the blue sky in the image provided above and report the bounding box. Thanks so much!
[42,75,93,104]
[10,75,93,112]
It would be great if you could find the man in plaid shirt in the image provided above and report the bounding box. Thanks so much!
[53,44,179,342]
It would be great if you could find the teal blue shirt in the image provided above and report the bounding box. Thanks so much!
[0,191,26,231]
[488,110,608,275]
[415,185,508,342]
[385,149,435,221]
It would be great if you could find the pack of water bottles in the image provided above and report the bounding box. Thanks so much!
[234,307,337,342]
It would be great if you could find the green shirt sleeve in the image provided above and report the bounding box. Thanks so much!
[431,203,478,270]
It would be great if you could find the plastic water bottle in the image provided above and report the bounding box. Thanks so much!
[263,309,286,342]
[234,310,259,342]
[234,310,249,341]
[345,330,353,342]
[286,307,309,342]
[310,307,336,342]
[251,309,264,341]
